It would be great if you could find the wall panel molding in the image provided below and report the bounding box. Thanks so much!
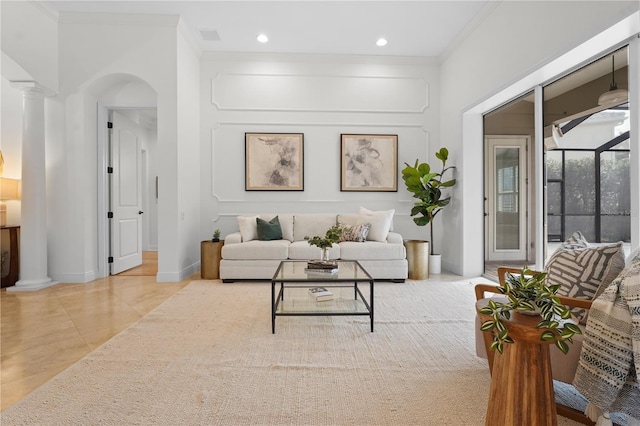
[216,121,426,128]
[212,74,428,113]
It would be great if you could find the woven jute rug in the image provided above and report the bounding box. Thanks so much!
[1,278,584,425]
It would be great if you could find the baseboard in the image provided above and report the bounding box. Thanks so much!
[50,270,98,284]
[156,261,200,282]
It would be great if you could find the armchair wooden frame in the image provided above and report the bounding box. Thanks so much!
[475,267,595,426]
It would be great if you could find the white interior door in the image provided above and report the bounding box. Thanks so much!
[486,136,528,262]
[110,110,143,274]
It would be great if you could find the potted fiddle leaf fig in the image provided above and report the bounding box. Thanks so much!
[478,266,582,354]
[401,147,456,274]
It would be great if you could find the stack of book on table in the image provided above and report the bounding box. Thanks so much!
[305,260,338,274]
[308,286,334,301]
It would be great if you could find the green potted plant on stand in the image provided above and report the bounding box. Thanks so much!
[478,266,581,354]
[401,147,456,275]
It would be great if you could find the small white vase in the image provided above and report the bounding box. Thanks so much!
[321,247,330,261]
[429,254,441,275]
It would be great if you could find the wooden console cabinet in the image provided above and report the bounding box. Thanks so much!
[1,226,20,288]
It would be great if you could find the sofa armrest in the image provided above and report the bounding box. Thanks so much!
[386,232,403,244]
[224,232,242,245]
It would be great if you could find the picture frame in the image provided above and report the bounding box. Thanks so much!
[245,133,304,191]
[340,134,398,192]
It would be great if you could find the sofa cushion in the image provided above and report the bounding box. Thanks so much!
[545,241,626,323]
[293,214,338,242]
[237,215,259,242]
[339,241,406,260]
[340,223,371,242]
[338,210,393,242]
[288,240,340,260]
[360,207,395,231]
[261,214,294,242]
[221,239,290,260]
[361,208,394,242]
[257,216,283,241]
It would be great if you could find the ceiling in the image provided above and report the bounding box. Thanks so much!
[45,1,490,57]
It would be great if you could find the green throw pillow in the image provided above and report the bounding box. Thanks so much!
[256,216,283,241]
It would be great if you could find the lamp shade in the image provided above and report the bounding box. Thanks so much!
[0,177,21,200]
[598,55,628,106]
[598,88,628,106]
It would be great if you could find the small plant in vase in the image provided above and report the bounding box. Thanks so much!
[212,229,221,242]
[305,224,344,262]
[478,266,582,354]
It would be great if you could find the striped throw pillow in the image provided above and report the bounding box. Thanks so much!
[545,241,625,323]
[561,231,590,250]
[340,223,371,242]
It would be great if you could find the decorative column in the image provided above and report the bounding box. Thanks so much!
[7,81,57,291]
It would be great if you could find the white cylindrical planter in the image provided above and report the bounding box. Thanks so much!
[429,254,442,275]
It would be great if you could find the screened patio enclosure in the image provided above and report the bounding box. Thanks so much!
[483,46,633,279]
[546,105,631,244]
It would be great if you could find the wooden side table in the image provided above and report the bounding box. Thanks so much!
[476,298,557,426]
[200,240,223,279]
[1,226,20,288]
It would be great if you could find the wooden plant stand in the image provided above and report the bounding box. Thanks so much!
[477,299,557,426]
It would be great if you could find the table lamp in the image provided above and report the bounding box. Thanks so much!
[0,150,22,226]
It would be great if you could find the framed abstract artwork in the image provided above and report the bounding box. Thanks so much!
[340,134,398,192]
[245,133,304,191]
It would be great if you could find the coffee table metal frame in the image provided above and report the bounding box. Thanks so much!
[271,260,374,333]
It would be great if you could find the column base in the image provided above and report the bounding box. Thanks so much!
[7,278,59,292]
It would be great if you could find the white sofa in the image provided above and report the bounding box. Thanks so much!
[220,212,408,282]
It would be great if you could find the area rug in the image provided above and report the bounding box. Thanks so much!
[1,278,583,425]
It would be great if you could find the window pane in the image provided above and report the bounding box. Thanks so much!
[601,216,631,242]
[565,215,595,241]
[600,151,630,215]
[547,216,562,242]
[496,147,520,250]
[547,182,562,215]
[564,151,595,215]
[546,151,562,180]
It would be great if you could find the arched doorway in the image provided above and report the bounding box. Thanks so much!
[84,73,158,278]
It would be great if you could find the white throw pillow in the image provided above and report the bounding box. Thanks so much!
[359,207,395,241]
[359,207,394,231]
[237,215,259,242]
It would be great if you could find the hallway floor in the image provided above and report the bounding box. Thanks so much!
[1,261,193,411]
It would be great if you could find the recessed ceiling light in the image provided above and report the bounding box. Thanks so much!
[257,34,269,43]
[376,38,388,47]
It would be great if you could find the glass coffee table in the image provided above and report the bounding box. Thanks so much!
[271,260,374,333]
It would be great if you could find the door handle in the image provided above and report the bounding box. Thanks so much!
[139,211,144,215]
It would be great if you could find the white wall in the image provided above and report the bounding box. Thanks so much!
[174,26,202,280]
[0,1,58,91]
[26,10,187,282]
[200,53,440,242]
[440,1,640,275]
